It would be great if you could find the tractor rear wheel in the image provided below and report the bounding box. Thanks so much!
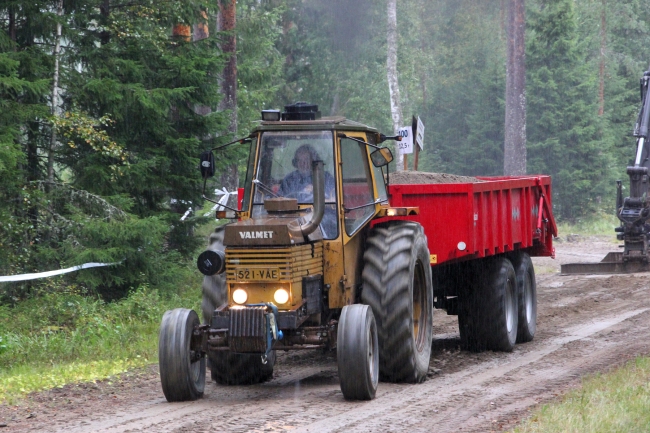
[337,304,379,400]
[362,221,433,383]
[201,226,275,385]
[201,227,227,323]
[512,252,537,343]
[159,308,205,402]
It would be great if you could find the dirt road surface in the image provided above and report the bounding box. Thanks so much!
[3,235,650,432]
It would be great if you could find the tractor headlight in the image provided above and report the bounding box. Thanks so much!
[273,288,290,305]
[232,288,248,305]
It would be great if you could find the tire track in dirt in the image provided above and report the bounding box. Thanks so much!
[289,308,649,433]
[4,237,650,433]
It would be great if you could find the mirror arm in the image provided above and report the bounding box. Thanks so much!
[378,133,403,143]
[201,193,240,213]
[211,135,254,152]
[200,178,240,212]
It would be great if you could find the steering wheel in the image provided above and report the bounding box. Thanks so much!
[283,186,314,203]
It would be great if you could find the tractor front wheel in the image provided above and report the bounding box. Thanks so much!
[159,308,206,402]
[337,304,379,400]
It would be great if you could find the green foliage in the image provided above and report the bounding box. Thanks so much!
[526,0,615,220]
[413,1,506,175]
[237,0,286,133]
[0,0,224,299]
[556,212,620,237]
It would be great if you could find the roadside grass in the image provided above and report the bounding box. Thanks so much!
[514,356,650,432]
[556,212,619,238]
[0,275,201,403]
[515,216,650,432]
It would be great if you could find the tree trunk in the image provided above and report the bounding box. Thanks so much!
[194,11,209,41]
[218,0,237,134]
[47,0,63,189]
[193,12,211,116]
[387,0,404,171]
[99,0,110,45]
[598,0,606,116]
[8,5,16,46]
[218,0,238,207]
[504,0,527,175]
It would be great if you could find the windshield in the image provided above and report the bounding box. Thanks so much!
[252,130,337,238]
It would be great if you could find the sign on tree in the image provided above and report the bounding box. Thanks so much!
[397,126,413,154]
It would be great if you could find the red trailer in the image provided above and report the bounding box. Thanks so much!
[374,174,557,353]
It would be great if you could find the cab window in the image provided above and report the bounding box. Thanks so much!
[251,131,338,239]
[340,137,375,235]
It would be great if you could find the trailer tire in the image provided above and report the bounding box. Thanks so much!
[482,257,518,352]
[201,226,275,385]
[362,221,433,383]
[512,252,537,343]
[159,308,205,402]
[337,304,379,400]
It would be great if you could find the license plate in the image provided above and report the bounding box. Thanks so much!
[235,268,279,281]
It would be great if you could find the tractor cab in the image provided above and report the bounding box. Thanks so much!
[240,102,394,243]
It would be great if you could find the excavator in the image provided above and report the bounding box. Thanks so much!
[562,65,650,274]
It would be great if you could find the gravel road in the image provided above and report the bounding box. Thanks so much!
[3,235,650,433]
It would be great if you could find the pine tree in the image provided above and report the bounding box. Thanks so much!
[527,0,614,220]
[0,1,229,299]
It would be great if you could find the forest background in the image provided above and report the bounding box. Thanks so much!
[0,0,649,395]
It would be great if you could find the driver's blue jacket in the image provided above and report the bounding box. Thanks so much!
[279,170,335,201]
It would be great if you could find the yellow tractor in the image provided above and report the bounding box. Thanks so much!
[159,102,429,401]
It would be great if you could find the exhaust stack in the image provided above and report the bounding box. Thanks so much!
[300,160,325,237]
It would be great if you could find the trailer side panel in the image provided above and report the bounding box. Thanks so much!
[376,175,555,266]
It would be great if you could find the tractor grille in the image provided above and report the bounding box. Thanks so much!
[229,306,267,353]
[225,242,323,283]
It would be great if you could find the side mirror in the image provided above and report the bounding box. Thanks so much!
[370,147,393,167]
[200,151,215,178]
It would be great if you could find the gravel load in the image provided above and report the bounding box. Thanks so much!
[388,170,483,185]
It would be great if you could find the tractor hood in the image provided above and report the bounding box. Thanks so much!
[223,213,323,247]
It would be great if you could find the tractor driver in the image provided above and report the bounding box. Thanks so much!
[279,144,337,238]
[279,144,335,202]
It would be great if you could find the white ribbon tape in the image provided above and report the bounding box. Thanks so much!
[205,188,237,217]
[0,261,121,283]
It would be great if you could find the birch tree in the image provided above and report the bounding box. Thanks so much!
[387,0,404,171]
[47,0,63,187]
